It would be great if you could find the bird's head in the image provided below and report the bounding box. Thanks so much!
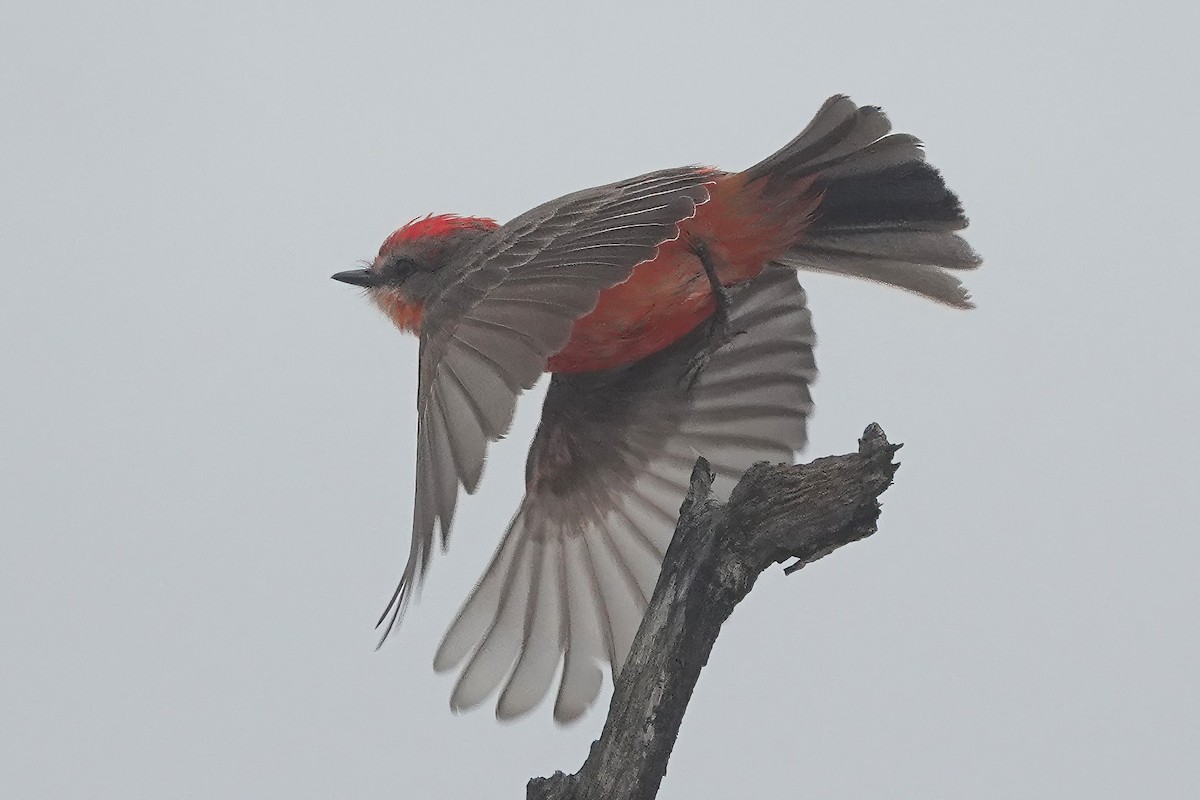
[332,214,498,332]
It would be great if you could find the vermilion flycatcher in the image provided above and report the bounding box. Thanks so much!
[333,95,980,723]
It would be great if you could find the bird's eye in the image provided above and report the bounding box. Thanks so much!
[382,257,421,282]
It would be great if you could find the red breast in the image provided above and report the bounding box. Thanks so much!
[547,171,821,373]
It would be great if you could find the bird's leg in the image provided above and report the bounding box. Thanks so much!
[683,239,742,388]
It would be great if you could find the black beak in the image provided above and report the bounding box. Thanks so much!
[331,268,377,287]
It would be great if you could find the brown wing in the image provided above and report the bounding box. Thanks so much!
[433,267,817,722]
[377,167,715,641]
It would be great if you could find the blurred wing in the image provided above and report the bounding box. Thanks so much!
[378,167,715,640]
[433,267,817,722]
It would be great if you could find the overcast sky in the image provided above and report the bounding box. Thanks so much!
[3,2,1197,798]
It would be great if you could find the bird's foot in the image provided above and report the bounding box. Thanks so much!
[683,240,743,389]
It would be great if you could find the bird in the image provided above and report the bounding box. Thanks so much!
[332,95,980,723]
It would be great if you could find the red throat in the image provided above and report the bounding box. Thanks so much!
[375,291,425,333]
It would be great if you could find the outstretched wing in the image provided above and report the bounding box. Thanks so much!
[433,267,817,722]
[378,167,716,641]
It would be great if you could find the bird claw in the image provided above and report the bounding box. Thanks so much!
[683,239,742,390]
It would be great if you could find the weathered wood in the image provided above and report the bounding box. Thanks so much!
[528,424,901,800]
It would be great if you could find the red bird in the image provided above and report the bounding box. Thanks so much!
[333,96,979,723]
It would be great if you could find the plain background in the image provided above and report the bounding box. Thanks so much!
[3,2,1197,797]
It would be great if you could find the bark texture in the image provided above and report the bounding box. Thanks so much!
[528,423,901,800]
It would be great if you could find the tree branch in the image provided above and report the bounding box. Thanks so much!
[528,423,902,800]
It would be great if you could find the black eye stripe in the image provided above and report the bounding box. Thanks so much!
[382,257,422,281]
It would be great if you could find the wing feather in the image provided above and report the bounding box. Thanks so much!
[378,168,714,639]
[435,267,818,720]
[497,532,564,719]
[557,534,610,721]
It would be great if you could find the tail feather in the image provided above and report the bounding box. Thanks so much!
[772,247,974,308]
[744,96,894,185]
[746,95,981,307]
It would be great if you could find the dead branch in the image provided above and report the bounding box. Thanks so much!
[529,423,902,800]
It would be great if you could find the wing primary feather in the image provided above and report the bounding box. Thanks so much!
[426,399,461,547]
[581,524,647,677]
[374,559,416,647]
[636,469,692,502]
[686,430,795,452]
[435,507,529,671]
[449,331,542,394]
[695,369,813,398]
[624,489,680,530]
[592,522,651,609]
[434,361,489,491]
[658,450,747,484]
[497,527,564,718]
[612,504,668,561]
[687,401,808,425]
[556,535,608,723]
[451,527,537,713]
[581,529,621,668]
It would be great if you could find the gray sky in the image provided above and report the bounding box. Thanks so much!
[3,1,1197,797]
